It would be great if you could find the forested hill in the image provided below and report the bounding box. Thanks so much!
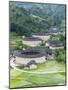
[9,1,65,36]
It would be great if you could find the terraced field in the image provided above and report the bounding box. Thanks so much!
[10,60,66,88]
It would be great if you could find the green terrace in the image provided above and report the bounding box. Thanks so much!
[10,60,65,88]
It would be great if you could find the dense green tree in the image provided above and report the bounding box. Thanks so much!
[55,49,65,62]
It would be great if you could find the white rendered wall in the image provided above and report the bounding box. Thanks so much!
[32,35,50,42]
[23,40,42,47]
[15,56,46,65]
[49,46,64,50]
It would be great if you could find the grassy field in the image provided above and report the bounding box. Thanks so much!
[10,60,66,88]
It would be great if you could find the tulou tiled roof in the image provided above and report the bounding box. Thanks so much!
[48,40,63,47]
[23,37,41,41]
[32,32,50,36]
[13,47,53,58]
[14,49,44,58]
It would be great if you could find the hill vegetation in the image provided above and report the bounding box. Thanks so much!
[9,2,65,36]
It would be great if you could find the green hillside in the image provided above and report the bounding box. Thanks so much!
[9,1,65,36]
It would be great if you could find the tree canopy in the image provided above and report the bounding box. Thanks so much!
[9,2,65,36]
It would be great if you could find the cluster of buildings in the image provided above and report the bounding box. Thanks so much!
[10,26,64,70]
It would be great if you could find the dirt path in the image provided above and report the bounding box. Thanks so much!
[10,59,65,74]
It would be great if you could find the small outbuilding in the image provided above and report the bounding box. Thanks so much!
[24,60,37,69]
[48,26,59,35]
[46,40,64,49]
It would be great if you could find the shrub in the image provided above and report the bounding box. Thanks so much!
[55,48,65,63]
